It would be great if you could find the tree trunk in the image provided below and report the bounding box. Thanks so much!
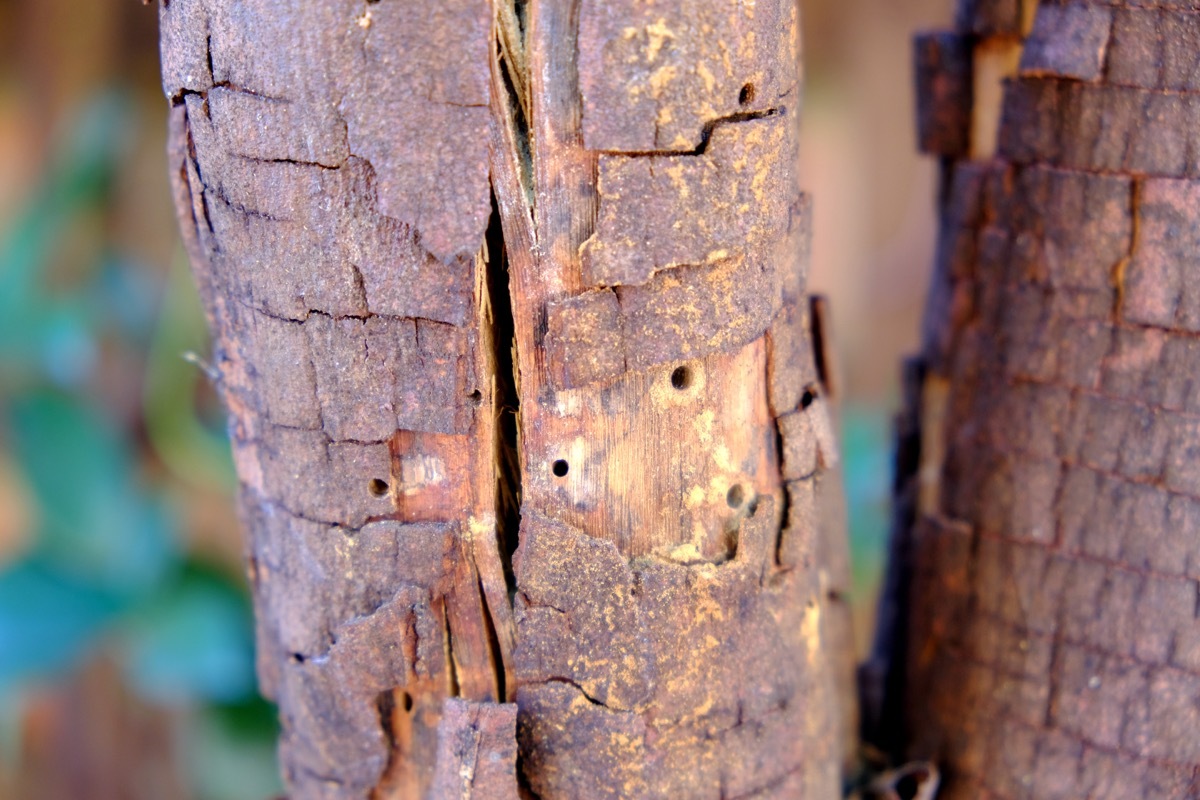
[873,1,1200,796]
[159,1,855,797]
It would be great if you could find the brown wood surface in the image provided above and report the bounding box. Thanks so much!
[160,0,853,797]
[874,1,1200,797]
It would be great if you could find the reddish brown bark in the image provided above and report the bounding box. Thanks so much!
[160,0,854,797]
[875,1,1200,797]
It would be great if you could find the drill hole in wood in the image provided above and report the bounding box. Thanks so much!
[727,484,746,508]
[670,366,693,390]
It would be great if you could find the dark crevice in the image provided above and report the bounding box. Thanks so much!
[496,34,534,205]
[443,603,461,698]
[375,690,398,755]
[516,758,544,800]
[809,296,833,398]
[478,575,508,701]
[235,153,344,170]
[773,427,790,569]
[543,677,609,709]
[486,192,522,600]
[210,80,287,102]
[204,180,288,223]
[595,106,784,158]
[373,688,402,798]
[180,108,217,237]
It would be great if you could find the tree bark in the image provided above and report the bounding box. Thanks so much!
[160,0,854,797]
[873,1,1200,797]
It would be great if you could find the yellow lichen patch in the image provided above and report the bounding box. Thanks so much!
[668,542,705,563]
[665,163,689,199]
[801,600,823,664]
[696,61,716,93]
[644,18,676,63]
[690,582,725,624]
[692,408,715,444]
[648,65,679,97]
[709,444,738,478]
[465,513,495,543]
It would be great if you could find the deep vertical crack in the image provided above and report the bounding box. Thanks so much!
[496,4,534,206]
[443,604,461,698]
[485,192,522,600]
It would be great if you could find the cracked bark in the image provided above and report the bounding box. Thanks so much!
[870,1,1200,797]
[160,0,853,797]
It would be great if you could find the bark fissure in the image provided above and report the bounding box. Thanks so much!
[593,106,784,159]
[484,193,522,601]
[443,604,461,699]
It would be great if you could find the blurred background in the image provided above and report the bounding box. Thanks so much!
[0,0,945,796]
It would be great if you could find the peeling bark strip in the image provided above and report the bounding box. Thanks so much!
[874,1,1200,797]
[160,0,852,797]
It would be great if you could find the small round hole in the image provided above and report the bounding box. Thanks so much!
[670,366,692,390]
[368,478,390,497]
[400,691,414,712]
[552,459,569,477]
[895,774,922,800]
[800,386,817,409]
[726,484,745,508]
[738,83,756,105]
[468,389,483,406]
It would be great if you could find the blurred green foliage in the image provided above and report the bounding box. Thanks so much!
[0,91,280,799]
[842,405,892,601]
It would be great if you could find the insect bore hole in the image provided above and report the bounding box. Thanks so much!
[552,459,570,477]
[726,484,746,508]
[671,365,692,390]
[800,386,817,409]
[738,83,756,105]
[368,478,390,497]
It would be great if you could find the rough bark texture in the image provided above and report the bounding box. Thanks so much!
[160,1,853,797]
[872,1,1200,797]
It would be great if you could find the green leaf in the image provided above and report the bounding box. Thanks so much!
[6,392,175,593]
[841,405,892,598]
[0,558,124,687]
[119,567,256,705]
